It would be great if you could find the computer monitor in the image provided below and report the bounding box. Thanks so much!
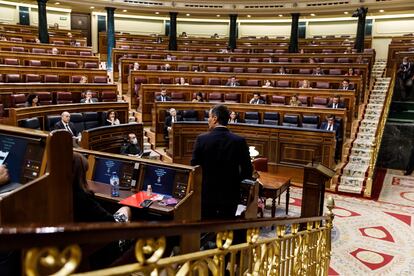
[140,164,190,198]
[92,157,136,189]
[0,134,45,184]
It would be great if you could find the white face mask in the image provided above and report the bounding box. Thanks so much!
[131,138,138,145]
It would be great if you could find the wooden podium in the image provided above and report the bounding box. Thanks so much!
[301,162,335,218]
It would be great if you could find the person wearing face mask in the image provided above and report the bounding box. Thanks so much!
[120,133,141,156]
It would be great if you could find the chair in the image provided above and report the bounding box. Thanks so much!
[84,62,99,69]
[316,82,330,89]
[177,65,189,71]
[35,92,53,105]
[261,68,273,73]
[120,45,130,49]
[302,115,320,129]
[29,60,42,66]
[235,57,246,62]
[80,51,92,56]
[134,77,147,96]
[263,49,274,53]
[9,94,27,107]
[171,92,185,101]
[147,65,158,70]
[70,113,85,133]
[312,97,328,108]
[206,66,218,72]
[5,74,21,83]
[322,49,333,54]
[249,58,260,63]
[4,58,19,65]
[191,77,203,85]
[65,61,78,68]
[19,117,40,129]
[276,80,290,87]
[181,56,192,60]
[207,57,217,62]
[234,67,244,73]
[182,110,198,121]
[291,58,302,63]
[323,57,336,63]
[65,51,76,55]
[101,91,117,102]
[298,96,309,106]
[32,48,46,54]
[245,80,259,87]
[244,112,260,124]
[208,78,221,85]
[208,93,223,102]
[329,69,342,75]
[83,112,100,129]
[194,57,204,61]
[247,68,259,73]
[11,47,24,52]
[220,67,231,72]
[56,92,73,104]
[158,77,172,84]
[338,58,350,63]
[93,76,107,83]
[275,49,286,54]
[45,115,61,131]
[150,54,162,59]
[253,157,268,172]
[224,93,240,103]
[271,96,286,106]
[44,75,59,82]
[25,74,42,83]
[53,40,64,45]
[282,114,299,127]
[263,112,279,126]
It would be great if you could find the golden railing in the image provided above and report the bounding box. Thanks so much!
[0,198,335,275]
[364,69,396,197]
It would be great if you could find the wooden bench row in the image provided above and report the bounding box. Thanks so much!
[0,22,84,38]
[0,40,93,56]
[0,29,87,46]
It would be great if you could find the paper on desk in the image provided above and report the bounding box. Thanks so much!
[235,204,246,216]
[0,151,9,165]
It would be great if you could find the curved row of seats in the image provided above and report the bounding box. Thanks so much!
[1,59,99,68]
[5,46,92,56]
[0,74,107,83]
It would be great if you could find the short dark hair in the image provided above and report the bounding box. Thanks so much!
[210,105,230,126]
[343,78,350,83]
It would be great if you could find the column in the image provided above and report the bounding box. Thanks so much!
[229,14,237,51]
[106,7,116,71]
[354,7,368,53]
[288,13,300,53]
[168,12,178,51]
[37,0,49,43]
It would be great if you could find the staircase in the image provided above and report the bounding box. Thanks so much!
[337,60,392,195]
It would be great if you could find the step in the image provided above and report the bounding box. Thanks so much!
[350,147,373,157]
[348,155,371,164]
[338,176,365,193]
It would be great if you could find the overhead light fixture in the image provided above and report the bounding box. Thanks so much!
[310,13,316,16]
[344,11,348,14]
[90,6,95,9]
[379,9,384,13]
[216,15,220,17]
[247,15,251,18]
[123,9,127,12]
[186,13,190,16]
[278,14,283,17]
[155,12,159,14]
[55,2,60,4]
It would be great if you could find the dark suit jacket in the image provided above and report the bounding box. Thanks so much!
[54,120,79,137]
[191,127,253,219]
[320,122,341,140]
[249,98,265,104]
[80,98,98,103]
[340,84,354,90]
[327,102,346,109]
[164,115,183,138]
[155,95,171,102]
[225,81,240,87]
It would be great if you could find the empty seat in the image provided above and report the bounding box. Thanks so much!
[275,49,286,54]
[35,92,53,105]
[323,57,336,63]
[244,112,260,124]
[207,57,218,61]
[65,51,76,55]
[46,115,61,131]
[147,65,158,70]
[233,67,244,73]
[298,96,308,106]
[80,51,92,56]
[19,117,40,129]
[302,115,320,129]
[246,80,260,86]
[181,56,192,60]
[220,67,231,72]
[70,113,85,133]
[312,97,328,107]
[134,77,147,96]
[263,49,273,53]
[177,65,189,71]
[26,74,42,83]
[206,66,218,72]
[322,49,333,53]
[208,93,223,102]
[65,61,78,68]
[235,58,246,62]
[32,48,46,54]
[316,82,330,89]
[249,58,260,63]
[191,77,203,85]
[276,80,290,87]
[329,69,342,75]
[120,45,130,49]
[208,78,221,85]
[93,76,107,83]
[283,114,299,127]
[337,58,350,63]
[9,94,26,107]
[263,112,279,125]
[171,92,185,101]
[291,58,302,63]
[29,60,42,66]
[44,75,59,82]
[261,68,273,73]
[83,112,100,129]
[271,96,286,106]
[101,91,117,102]
[84,62,99,69]
[11,47,24,52]
[247,68,259,73]
[299,68,311,74]
[182,110,198,121]
[4,58,19,65]
[56,92,73,104]
[5,74,21,83]
[224,93,240,103]
[10,37,22,42]
[158,77,172,84]
[150,54,162,59]
[194,57,204,61]
[53,40,64,45]
[278,57,289,62]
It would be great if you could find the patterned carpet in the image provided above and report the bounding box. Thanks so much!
[262,170,414,275]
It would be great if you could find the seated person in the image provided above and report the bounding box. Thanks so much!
[327,95,346,109]
[308,57,316,64]
[179,31,188,38]
[105,109,120,126]
[211,33,220,39]
[289,94,302,106]
[165,54,173,61]
[81,90,98,103]
[155,88,171,102]
[345,68,358,76]
[225,76,240,87]
[344,46,352,54]
[162,63,171,71]
[0,165,9,186]
[120,133,141,156]
[51,47,59,55]
[0,34,7,41]
[80,75,88,84]
[300,79,312,89]
[164,108,183,139]
[339,79,354,90]
[26,94,40,107]
[156,36,163,43]
[228,111,244,123]
[262,80,273,88]
[176,77,189,85]
[132,62,140,71]
[249,93,265,104]
[320,115,342,162]
[54,111,79,139]
[277,66,287,74]
[192,92,204,102]
[312,67,324,76]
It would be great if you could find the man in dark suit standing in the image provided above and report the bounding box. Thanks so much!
[191,104,253,219]
[327,95,346,109]
[54,111,79,138]
[155,88,171,102]
[320,115,342,162]
[164,108,183,140]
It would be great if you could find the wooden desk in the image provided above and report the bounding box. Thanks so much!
[88,180,134,203]
[257,172,291,217]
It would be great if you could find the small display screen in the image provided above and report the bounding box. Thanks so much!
[141,164,177,196]
[93,157,135,189]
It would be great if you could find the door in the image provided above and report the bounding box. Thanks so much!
[71,13,91,46]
